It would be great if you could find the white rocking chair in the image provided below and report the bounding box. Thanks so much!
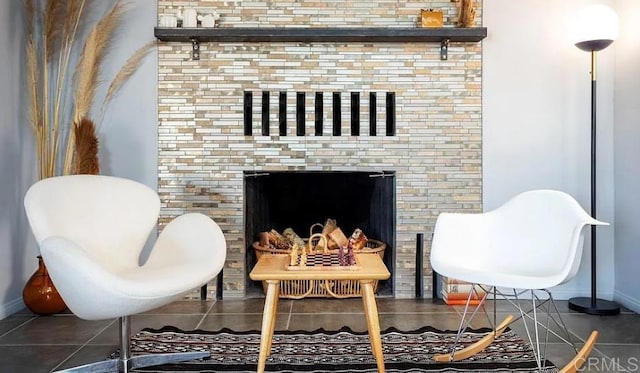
[430,189,607,373]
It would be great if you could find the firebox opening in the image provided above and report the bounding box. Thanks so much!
[244,171,396,297]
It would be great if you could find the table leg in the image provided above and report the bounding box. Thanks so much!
[361,280,385,373]
[258,280,279,373]
[267,286,279,353]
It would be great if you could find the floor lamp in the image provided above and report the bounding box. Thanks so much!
[568,4,620,316]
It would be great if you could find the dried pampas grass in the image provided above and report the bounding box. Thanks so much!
[24,0,153,178]
[73,117,100,175]
[100,40,156,120]
[44,0,65,62]
[73,1,125,123]
[65,0,125,174]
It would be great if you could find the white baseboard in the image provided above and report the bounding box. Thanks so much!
[0,297,25,320]
[614,290,640,313]
[548,289,615,301]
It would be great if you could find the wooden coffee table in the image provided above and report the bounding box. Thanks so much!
[249,253,391,373]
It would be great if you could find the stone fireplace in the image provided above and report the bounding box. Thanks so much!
[157,0,483,299]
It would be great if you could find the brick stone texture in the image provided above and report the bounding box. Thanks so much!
[157,0,483,299]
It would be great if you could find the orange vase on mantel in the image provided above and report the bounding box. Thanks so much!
[23,256,67,315]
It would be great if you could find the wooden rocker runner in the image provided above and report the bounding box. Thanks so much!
[433,314,514,363]
[432,289,599,372]
[429,190,607,372]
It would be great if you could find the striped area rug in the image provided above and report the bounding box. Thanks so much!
[129,326,558,372]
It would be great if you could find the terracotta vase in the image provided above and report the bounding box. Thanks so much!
[23,256,67,315]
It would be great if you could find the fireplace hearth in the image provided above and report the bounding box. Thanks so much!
[244,171,396,296]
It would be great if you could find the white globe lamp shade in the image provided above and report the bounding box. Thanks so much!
[570,4,619,51]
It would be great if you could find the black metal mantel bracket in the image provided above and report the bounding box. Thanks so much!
[191,38,200,60]
[440,39,450,60]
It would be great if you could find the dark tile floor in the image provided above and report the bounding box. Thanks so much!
[0,297,638,372]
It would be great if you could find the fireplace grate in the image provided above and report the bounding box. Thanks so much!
[243,91,396,137]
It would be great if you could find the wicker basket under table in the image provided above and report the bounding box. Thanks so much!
[252,239,386,299]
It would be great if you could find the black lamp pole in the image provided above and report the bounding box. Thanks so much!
[567,40,620,316]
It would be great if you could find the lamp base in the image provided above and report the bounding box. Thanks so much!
[568,297,620,315]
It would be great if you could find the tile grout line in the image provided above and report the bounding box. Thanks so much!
[286,301,293,330]
[50,318,117,372]
[195,299,218,330]
[566,330,632,373]
[0,316,37,340]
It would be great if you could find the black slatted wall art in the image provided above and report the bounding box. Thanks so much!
[386,92,396,136]
[296,92,305,136]
[369,92,377,136]
[332,92,341,136]
[261,91,269,136]
[350,92,360,136]
[279,92,287,136]
[315,92,323,136]
[243,91,396,136]
[243,91,253,135]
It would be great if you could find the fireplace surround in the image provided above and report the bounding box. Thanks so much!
[156,0,483,299]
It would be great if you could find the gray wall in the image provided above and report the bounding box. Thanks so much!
[485,0,640,312]
[2,0,640,317]
[97,1,157,188]
[613,0,640,311]
[0,0,39,319]
[483,0,616,301]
